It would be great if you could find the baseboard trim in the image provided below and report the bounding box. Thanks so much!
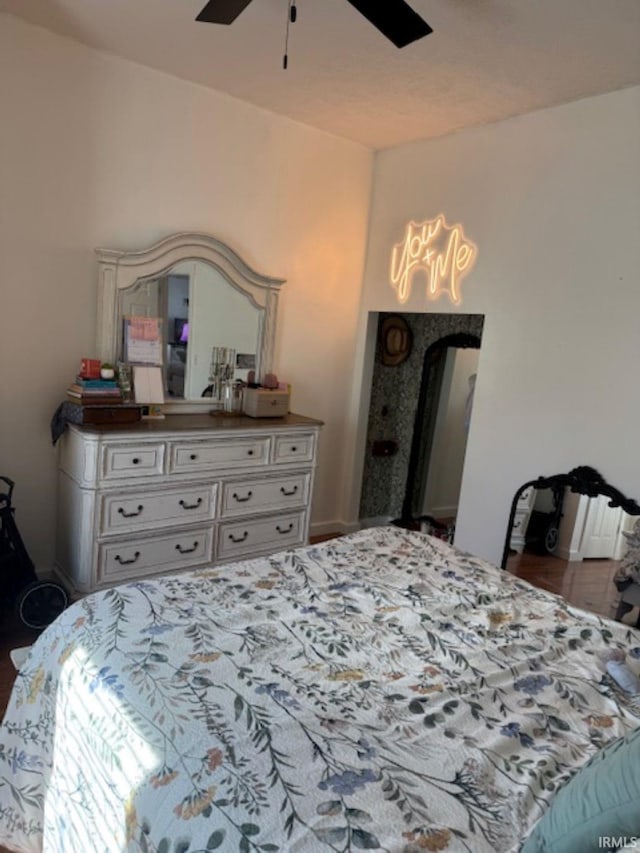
[313,517,400,538]
[309,519,359,538]
[423,504,458,518]
[556,546,582,562]
[357,516,394,530]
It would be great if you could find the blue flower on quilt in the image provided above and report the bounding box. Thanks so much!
[88,666,125,700]
[514,674,552,695]
[10,749,44,774]
[255,682,301,709]
[442,570,464,581]
[318,768,378,795]
[501,722,536,748]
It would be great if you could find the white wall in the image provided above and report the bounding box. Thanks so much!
[0,15,373,570]
[348,85,640,565]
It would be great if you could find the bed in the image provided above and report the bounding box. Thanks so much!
[1,526,639,852]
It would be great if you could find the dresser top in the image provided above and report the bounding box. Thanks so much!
[71,411,323,436]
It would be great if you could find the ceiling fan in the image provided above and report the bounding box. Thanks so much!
[195,0,433,49]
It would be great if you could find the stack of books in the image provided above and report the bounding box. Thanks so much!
[67,376,123,406]
[64,375,142,425]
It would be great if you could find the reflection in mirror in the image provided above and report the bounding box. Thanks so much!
[508,485,564,557]
[118,261,262,400]
[96,232,284,413]
[398,332,481,535]
[501,466,640,621]
[502,467,640,569]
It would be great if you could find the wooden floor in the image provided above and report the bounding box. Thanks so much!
[0,613,41,721]
[506,550,625,620]
[0,617,42,853]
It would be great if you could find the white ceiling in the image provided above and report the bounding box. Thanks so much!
[2,0,640,149]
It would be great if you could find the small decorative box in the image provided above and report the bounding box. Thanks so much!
[80,358,102,379]
[242,388,289,418]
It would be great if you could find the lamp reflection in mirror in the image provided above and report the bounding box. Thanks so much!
[390,216,477,305]
[208,346,236,402]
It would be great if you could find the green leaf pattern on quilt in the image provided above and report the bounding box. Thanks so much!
[1,527,639,852]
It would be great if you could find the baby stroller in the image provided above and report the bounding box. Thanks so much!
[524,483,565,555]
[0,476,68,630]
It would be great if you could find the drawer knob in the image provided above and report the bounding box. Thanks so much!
[117,504,144,518]
[232,490,253,503]
[115,551,140,565]
[175,541,199,554]
[189,453,198,461]
[291,446,297,452]
[280,485,298,497]
[247,449,254,456]
[276,523,294,534]
[229,530,249,543]
[179,497,203,510]
[132,457,141,465]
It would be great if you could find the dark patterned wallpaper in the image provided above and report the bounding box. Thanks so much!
[359,312,485,521]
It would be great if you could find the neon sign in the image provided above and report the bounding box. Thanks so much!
[390,216,477,305]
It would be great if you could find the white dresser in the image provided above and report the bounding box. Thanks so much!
[56,413,322,594]
[509,485,535,553]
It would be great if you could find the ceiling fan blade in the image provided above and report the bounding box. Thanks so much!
[345,0,433,48]
[196,0,254,25]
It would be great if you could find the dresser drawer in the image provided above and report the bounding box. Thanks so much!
[511,511,529,536]
[100,483,217,535]
[98,527,213,584]
[273,433,315,465]
[220,473,310,518]
[509,508,531,553]
[102,444,165,480]
[218,511,305,560]
[517,486,535,509]
[169,437,271,474]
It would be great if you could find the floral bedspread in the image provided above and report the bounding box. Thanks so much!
[2,526,640,853]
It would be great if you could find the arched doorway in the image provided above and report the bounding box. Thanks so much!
[358,313,484,530]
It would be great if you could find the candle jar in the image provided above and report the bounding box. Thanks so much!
[223,380,244,414]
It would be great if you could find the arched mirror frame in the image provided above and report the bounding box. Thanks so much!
[500,465,640,570]
[95,232,285,413]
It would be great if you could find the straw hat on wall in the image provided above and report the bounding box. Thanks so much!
[380,315,413,366]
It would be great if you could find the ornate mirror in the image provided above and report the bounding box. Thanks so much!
[501,466,640,570]
[95,233,284,413]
